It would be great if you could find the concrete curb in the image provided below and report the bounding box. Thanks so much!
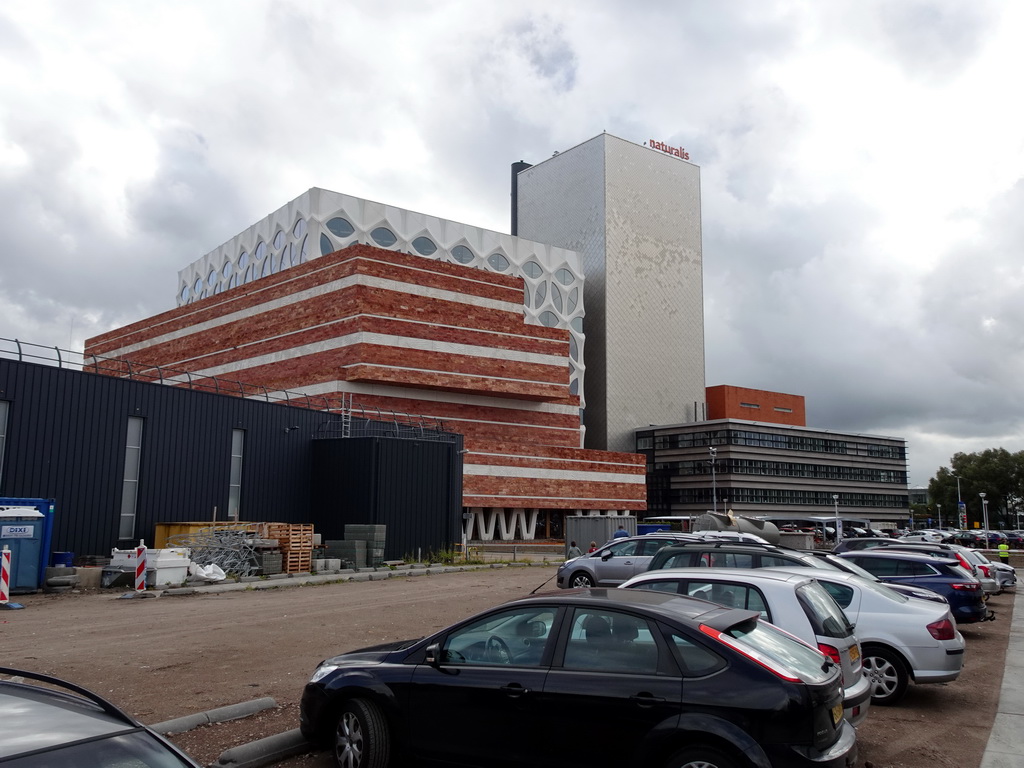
[210,728,311,768]
[152,697,277,735]
[148,561,555,597]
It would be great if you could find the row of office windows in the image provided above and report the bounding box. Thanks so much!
[118,418,245,539]
[647,487,909,509]
[651,458,907,485]
[651,489,909,514]
[636,429,905,460]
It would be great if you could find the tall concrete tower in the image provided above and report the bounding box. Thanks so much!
[515,133,706,452]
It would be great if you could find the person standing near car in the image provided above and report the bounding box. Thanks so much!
[612,525,629,539]
[998,540,1010,565]
[567,541,583,558]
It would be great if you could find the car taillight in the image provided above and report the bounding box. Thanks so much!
[977,564,991,578]
[927,618,956,640]
[699,625,802,682]
[951,582,980,591]
[817,643,841,664]
[955,553,972,570]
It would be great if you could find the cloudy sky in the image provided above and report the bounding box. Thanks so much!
[2,1,1022,486]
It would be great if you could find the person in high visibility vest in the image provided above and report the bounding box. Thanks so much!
[998,540,1010,565]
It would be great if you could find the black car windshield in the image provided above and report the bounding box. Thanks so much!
[795,582,854,639]
[726,621,833,684]
[7,731,195,768]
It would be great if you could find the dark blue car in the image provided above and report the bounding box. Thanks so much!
[836,551,990,624]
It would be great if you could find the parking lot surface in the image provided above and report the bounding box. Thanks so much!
[1,564,1014,767]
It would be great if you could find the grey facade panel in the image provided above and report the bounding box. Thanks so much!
[517,134,705,453]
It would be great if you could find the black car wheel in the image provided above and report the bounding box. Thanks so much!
[333,698,389,768]
[569,571,595,588]
[665,745,741,768]
[862,645,909,706]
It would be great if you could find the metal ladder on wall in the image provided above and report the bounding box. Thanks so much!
[338,392,352,438]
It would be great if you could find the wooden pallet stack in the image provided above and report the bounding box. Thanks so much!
[266,523,314,573]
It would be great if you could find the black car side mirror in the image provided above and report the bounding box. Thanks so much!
[602,551,614,561]
[425,643,440,665]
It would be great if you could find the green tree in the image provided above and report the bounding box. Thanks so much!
[928,448,1024,530]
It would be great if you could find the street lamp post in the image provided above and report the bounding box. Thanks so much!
[980,492,989,549]
[832,494,841,543]
[937,503,942,531]
[709,447,718,514]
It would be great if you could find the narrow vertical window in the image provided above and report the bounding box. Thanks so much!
[0,400,9,487]
[119,417,144,539]
[228,429,245,519]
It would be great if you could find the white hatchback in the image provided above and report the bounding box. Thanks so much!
[763,567,965,705]
[620,568,873,727]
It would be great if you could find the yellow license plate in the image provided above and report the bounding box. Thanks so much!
[849,644,860,662]
[831,703,844,725]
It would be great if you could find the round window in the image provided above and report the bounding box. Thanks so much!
[320,233,334,256]
[523,260,543,278]
[539,311,559,327]
[412,236,437,255]
[326,218,355,238]
[371,227,397,247]
[488,252,510,271]
[255,242,266,260]
[452,245,474,264]
[293,218,307,238]
[556,268,575,285]
[273,231,284,249]
[567,287,579,313]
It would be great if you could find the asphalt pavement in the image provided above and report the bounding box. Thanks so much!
[148,561,1021,768]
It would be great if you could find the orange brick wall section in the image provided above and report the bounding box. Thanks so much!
[706,385,806,426]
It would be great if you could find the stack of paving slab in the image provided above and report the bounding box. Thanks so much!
[344,524,386,566]
[325,539,365,569]
[257,550,283,575]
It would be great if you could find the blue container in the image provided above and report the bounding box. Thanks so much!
[52,551,74,567]
[637,524,671,535]
[1,499,55,592]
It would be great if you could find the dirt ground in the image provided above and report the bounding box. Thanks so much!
[1,566,1012,768]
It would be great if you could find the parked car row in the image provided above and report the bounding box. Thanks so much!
[555,532,993,709]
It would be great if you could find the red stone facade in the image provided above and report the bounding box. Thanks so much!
[85,245,646,519]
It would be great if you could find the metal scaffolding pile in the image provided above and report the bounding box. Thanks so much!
[166,525,265,577]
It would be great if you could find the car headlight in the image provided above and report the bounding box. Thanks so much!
[309,664,340,683]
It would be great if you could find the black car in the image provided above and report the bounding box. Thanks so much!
[0,667,202,767]
[301,589,858,768]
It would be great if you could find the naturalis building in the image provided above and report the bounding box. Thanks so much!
[86,133,705,541]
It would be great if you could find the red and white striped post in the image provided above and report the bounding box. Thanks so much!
[134,540,147,592]
[0,546,11,604]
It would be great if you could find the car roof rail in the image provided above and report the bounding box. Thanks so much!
[0,666,137,726]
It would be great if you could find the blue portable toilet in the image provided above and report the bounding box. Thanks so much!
[0,498,55,593]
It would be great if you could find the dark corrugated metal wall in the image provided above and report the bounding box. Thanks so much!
[0,359,461,560]
[310,437,463,561]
